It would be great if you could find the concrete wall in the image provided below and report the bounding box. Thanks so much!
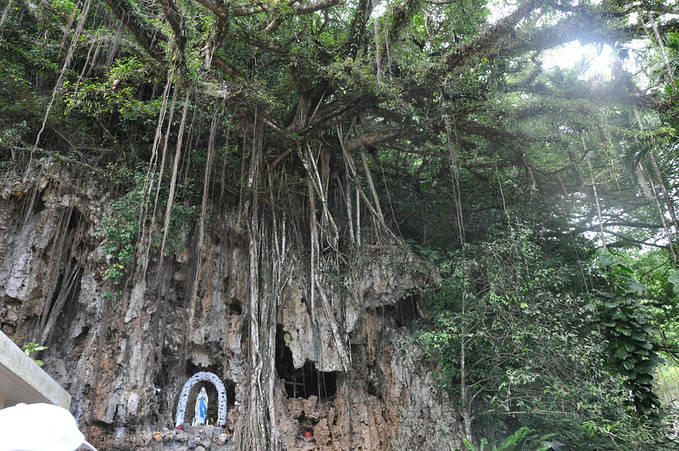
[0,331,70,409]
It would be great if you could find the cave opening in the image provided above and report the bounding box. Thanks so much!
[227,301,241,315]
[370,294,423,328]
[275,325,337,401]
[392,294,422,327]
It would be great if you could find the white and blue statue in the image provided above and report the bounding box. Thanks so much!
[192,387,209,426]
[175,371,227,429]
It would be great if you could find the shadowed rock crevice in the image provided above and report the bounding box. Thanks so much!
[367,294,424,329]
[276,325,338,400]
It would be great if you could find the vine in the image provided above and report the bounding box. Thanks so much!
[594,249,662,416]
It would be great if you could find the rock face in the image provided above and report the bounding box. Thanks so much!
[0,163,461,450]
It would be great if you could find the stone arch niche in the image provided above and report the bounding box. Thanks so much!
[175,372,227,428]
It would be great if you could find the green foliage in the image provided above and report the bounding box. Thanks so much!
[669,270,679,297]
[593,248,662,415]
[655,360,679,405]
[96,170,195,285]
[461,427,548,451]
[66,56,158,119]
[416,225,674,448]
[97,171,146,283]
[23,342,47,367]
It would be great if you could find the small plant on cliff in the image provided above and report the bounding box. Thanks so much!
[23,342,47,367]
[97,170,195,284]
[97,171,147,283]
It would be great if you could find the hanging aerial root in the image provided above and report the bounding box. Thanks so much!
[58,0,81,57]
[583,139,606,249]
[234,107,282,451]
[158,87,191,267]
[145,80,181,268]
[134,69,174,280]
[445,119,465,244]
[186,104,220,344]
[0,0,14,30]
[38,207,71,333]
[29,0,92,178]
[305,173,350,372]
[336,125,392,239]
[633,107,678,263]
[296,142,339,247]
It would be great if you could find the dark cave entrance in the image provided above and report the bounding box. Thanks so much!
[369,294,423,328]
[391,294,422,327]
[275,325,337,400]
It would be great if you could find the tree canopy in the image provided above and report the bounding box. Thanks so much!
[2,0,677,246]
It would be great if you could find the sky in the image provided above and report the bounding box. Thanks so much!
[486,0,616,78]
[486,0,652,82]
[542,42,616,78]
[371,0,652,82]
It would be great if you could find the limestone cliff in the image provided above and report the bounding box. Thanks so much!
[0,162,461,450]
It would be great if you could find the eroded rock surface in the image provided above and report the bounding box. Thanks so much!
[0,163,460,450]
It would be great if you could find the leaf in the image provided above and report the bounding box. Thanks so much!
[616,264,633,275]
[597,249,615,267]
[630,333,647,342]
[498,426,532,450]
[637,375,653,385]
[480,438,490,451]
[642,326,656,335]
[623,341,636,352]
[624,280,646,293]
[597,291,615,299]
[462,437,475,451]
[615,347,629,360]
[612,310,628,321]
[669,270,679,296]
[623,359,635,371]
[636,360,658,372]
